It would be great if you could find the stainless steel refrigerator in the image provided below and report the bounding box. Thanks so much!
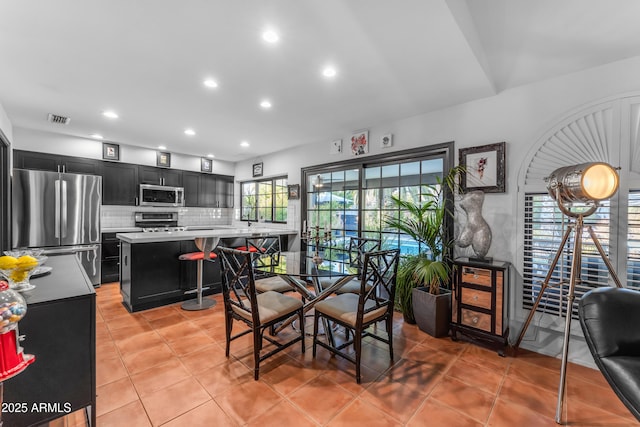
[12,169,102,285]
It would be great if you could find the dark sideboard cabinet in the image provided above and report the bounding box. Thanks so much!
[3,255,96,427]
[451,258,510,355]
[13,150,234,208]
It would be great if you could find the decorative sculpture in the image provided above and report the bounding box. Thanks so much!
[456,190,492,259]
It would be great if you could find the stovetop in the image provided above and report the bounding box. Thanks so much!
[141,226,186,233]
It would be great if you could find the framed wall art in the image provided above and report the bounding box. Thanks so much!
[157,151,171,168]
[102,142,120,161]
[201,157,212,173]
[287,184,300,200]
[459,142,506,193]
[350,130,368,155]
[252,162,263,177]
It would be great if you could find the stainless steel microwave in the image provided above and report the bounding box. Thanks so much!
[139,184,185,207]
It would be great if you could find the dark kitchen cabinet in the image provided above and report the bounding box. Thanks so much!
[183,171,200,207]
[120,241,184,312]
[200,173,218,207]
[216,175,234,208]
[182,172,234,208]
[102,161,138,205]
[101,232,120,283]
[13,150,101,175]
[139,166,182,187]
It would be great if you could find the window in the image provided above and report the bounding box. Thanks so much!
[523,194,612,319]
[240,176,287,223]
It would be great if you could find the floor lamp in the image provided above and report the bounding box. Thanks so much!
[512,162,622,424]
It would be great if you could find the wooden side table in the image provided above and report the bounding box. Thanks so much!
[451,258,510,356]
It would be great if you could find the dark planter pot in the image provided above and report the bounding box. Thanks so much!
[412,287,451,338]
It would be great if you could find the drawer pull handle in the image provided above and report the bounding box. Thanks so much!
[473,274,479,279]
[472,317,479,324]
[473,295,478,301]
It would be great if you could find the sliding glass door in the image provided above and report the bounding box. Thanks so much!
[302,142,454,271]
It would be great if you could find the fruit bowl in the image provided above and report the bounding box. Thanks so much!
[0,254,46,292]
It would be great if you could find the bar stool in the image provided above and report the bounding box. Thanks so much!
[179,247,218,311]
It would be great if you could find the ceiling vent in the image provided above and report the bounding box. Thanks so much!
[47,113,71,125]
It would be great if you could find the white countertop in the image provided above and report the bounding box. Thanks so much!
[116,227,299,244]
[102,227,143,233]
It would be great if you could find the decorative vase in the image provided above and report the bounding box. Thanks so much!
[412,287,451,338]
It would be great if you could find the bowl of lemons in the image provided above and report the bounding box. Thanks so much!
[0,253,46,292]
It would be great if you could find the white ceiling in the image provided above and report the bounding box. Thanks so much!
[1,0,640,162]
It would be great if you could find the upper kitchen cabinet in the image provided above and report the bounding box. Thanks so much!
[14,150,101,175]
[102,162,138,205]
[182,171,200,207]
[138,166,182,187]
[181,172,234,208]
[216,175,234,208]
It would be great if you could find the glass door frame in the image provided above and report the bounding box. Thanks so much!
[301,141,456,255]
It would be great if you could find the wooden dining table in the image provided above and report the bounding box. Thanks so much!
[254,251,358,336]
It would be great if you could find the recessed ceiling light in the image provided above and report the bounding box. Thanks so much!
[203,79,218,88]
[184,128,196,136]
[262,30,279,44]
[240,141,250,148]
[260,100,272,109]
[90,133,104,140]
[102,110,119,119]
[207,154,215,158]
[158,145,167,150]
[322,66,337,78]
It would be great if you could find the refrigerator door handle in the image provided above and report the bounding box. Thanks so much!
[61,179,68,238]
[55,179,61,238]
[42,244,99,255]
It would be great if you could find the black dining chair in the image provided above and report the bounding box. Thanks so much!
[218,247,305,380]
[243,235,293,294]
[312,249,400,383]
[320,236,381,295]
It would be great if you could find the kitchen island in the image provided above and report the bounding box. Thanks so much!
[116,227,298,312]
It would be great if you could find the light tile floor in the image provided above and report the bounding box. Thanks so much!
[51,282,638,426]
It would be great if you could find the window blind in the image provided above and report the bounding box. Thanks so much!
[523,193,611,319]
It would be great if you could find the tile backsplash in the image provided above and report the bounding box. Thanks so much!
[101,205,232,229]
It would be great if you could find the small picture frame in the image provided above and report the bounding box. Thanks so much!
[102,142,120,161]
[201,157,212,173]
[288,184,300,200]
[157,151,171,168]
[350,130,369,155]
[252,162,263,177]
[381,133,393,148]
[459,142,506,193]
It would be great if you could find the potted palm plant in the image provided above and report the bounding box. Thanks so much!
[384,166,462,336]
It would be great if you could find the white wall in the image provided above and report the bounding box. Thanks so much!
[0,101,13,144]
[12,127,235,176]
[235,55,640,366]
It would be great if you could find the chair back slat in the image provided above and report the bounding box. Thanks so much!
[359,249,400,319]
[219,247,258,316]
[348,237,381,278]
[246,235,281,268]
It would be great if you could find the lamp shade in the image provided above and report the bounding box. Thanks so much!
[546,162,619,203]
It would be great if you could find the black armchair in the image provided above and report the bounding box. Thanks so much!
[578,287,640,421]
